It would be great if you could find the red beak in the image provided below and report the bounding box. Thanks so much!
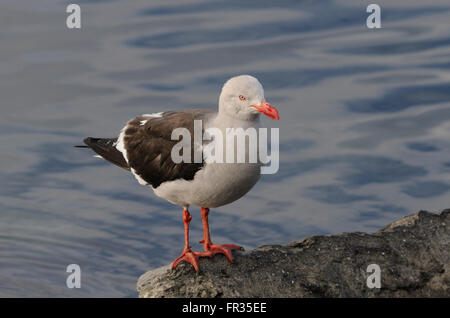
[251,100,279,120]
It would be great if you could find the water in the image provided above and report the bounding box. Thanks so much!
[1,0,449,297]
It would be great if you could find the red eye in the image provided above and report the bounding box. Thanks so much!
[239,95,246,101]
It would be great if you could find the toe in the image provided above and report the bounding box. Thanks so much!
[171,251,200,272]
[209,245,235,263]
[185,253,199,272]
[222,244,243,251]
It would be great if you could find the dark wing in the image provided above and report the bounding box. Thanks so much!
[83,137,130,171]
[123,109,215,188]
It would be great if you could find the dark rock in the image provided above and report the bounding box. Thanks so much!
[137,209,450,297]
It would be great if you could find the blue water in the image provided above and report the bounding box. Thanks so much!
[1,0,450,297]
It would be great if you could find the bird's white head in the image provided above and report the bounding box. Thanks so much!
[218,75,279,121]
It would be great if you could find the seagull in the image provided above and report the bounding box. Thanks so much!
[78,75,279,272]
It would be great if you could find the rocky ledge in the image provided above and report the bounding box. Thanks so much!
[137,209,449,297]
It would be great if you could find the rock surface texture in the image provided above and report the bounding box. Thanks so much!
[137,209,449,297]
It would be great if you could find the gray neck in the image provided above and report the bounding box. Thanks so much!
[213,109,261,130]
[218,101,260,123]
[218,109,260,123]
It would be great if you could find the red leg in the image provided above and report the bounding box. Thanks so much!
[199,207,243,263]
[172,208,209,272]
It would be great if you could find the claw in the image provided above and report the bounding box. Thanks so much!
[172,249,210,272]
[204,244,243,263]
[222,244,244,251]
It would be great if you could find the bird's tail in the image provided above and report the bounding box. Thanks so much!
[76,137,130,171]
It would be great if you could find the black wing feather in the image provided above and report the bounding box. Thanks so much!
[124,110,214,188]
[83,137,130,171]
